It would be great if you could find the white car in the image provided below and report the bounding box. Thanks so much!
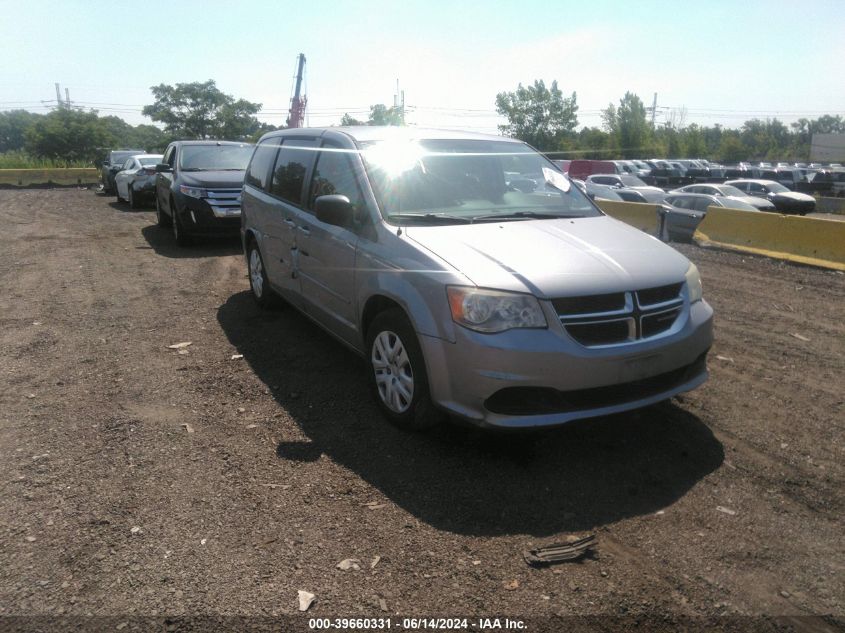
[671,183,775,211]
[115,154,163,208]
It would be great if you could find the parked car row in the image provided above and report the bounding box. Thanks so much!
[551,155,843,196]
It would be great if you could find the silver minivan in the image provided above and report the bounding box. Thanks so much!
[240,127,713,430]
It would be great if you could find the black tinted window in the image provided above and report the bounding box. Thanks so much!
[270,138,320,205]
[245,139,279,192]
[309,145,363,211]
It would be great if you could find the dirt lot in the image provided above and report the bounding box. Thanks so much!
[0,189,843,632]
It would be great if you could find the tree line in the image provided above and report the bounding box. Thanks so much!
[495,80,845,161]
[2,79,842,166]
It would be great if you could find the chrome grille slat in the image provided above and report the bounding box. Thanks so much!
[557,283,685,347]
[203,188,242,217]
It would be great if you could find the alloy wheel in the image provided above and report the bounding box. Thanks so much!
[371,330,414,413]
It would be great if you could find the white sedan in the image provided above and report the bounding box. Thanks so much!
[115,154,163,208]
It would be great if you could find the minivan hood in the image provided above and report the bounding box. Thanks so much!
[404,216,690,297]
[179,170,245,189]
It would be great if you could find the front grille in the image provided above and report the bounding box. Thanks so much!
[553,293,626,315]
[638,283,683,306]
[556,283,685,347]
[566,319,632,346]
[205,188,242,217]
[484,352,708,416]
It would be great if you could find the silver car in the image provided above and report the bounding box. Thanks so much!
[241,128,713,430]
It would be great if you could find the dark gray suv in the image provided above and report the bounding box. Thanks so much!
[241,127,713,430]
[154,140,253,245]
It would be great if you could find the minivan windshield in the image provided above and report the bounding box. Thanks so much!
[179,144,253,171]
[360,139,599,224]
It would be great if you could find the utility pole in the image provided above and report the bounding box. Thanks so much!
[65,88,71,109]
[394,79,405,124]
[287,53,307,129]
[55,83,62,109]
[650,92,658,127]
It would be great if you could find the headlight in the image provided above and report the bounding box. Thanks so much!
[447,286,547,333]
[179,185,206,198]
[685,263,703,303]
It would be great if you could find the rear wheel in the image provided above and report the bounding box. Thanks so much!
[247,239,277,309]
[366,309,444,431]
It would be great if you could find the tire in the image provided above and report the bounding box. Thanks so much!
[115,184,122,202]
[171,198,190,247]
[155,194,172,227]
[366,309,444,431]
[128,186,139,209]
[246,239,277,309]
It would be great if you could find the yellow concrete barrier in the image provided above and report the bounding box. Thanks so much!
[596,199,661,234]
[695,206,845,271]
[0,168,99,186]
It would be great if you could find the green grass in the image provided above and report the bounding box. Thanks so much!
[0,151,93,169]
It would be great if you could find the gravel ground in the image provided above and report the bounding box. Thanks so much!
[0,190,843,633]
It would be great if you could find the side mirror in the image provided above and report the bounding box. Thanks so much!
[315,194,352,228]
[155,163,172,173]
[102,161,109,167]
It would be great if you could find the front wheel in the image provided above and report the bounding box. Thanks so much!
[366,309,444,431]
[155,194,172,227]
[171,200,190,246]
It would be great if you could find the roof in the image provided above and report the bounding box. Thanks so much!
[170,140,252,146]
[265,126,520,144]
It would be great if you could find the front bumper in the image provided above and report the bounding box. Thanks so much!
[175,195,242,235]
[419,299,713,428]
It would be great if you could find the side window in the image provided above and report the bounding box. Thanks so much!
[593,176,611,185]
[308,143,365,214]
[244,139,279,192]
[269,138,320,206]
[694,198,712,212]
[122,159,134,170]
[163,146,176,168]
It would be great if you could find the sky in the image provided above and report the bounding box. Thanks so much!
[1,0,844,135]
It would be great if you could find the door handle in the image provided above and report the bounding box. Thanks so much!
[284,218,295,227]
[298,225,311,236]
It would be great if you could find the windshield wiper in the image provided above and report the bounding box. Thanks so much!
[386,213,472,224]
[471,211,578,223]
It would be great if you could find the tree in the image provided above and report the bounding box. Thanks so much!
[367,104,404,126]
[602,92,652,158]
[718,133,745,162]
[495,80,578,150]
[682,124,707,157]
[128,124,170,153]
[142,80,262,140]
[24,108,113,164]
[0,110,42,153]
[340,113,366,126]
[339,105,402,127]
